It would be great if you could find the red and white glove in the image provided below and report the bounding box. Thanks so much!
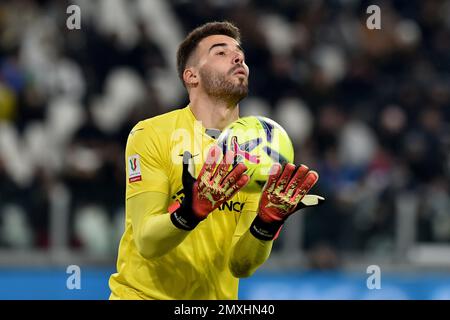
[250,163,324,241]
[170,145,249,230]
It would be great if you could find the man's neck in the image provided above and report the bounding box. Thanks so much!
[189,93,240,131]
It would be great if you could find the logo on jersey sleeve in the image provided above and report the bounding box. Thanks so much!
[128,154,142,183]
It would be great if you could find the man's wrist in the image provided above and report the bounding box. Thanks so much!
[250,215,284,241]
[170,206,202,231]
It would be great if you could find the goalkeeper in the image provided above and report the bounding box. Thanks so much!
[109,21,323,300]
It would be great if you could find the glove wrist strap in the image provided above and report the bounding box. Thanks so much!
[250,215,284,241]
[170,203,202,231]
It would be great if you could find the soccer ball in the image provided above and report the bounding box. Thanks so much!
[216,116,294,193]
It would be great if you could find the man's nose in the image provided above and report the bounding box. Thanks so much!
[232,52,243,64]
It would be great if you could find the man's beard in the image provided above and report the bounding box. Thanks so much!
[199,66,248,104]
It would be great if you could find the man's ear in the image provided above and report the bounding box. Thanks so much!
[183,67,198,88]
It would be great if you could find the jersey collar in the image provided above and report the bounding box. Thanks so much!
[185,105,221,141]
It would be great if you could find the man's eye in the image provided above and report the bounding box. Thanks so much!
[216,51,225,56]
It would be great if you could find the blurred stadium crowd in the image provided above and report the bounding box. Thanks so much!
[0,0,449,268]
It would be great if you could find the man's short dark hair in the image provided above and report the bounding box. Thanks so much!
[176,21,241,85]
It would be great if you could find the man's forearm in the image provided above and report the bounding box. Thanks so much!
[129,191,190,259]
[135,213,190,259]
[228,230,273,278]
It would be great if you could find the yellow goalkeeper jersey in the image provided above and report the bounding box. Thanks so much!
[109,105,263,300]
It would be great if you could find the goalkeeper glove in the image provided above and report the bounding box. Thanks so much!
[250,163,325,241]
[169,145,249,230]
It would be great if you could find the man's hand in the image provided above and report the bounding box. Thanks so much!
[170,145,249,230]
[250,163,324,240]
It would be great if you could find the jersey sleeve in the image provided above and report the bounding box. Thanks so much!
[125,121,170,200]
[228,191,273,278]
[233,191,261,236]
